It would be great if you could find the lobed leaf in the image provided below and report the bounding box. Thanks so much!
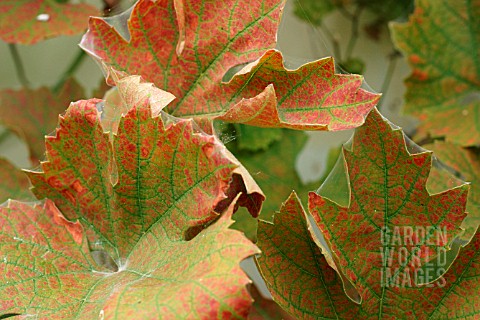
[0,79,85,163]
[219,50,380,131]
[308,108,475,308]
[427,141,480,241]
[256,192,480,319]
[97,71,266,217]
[391,0,480,146]
[26,95,236,261]
[0,0,98,44]
[81,1,379,130]
[0,197,258,318]
[2,83,259,317]
[80,0,285,117]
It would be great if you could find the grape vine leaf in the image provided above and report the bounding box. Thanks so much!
[391,0,480,146]
[95,70,266,217]
[80,0,284,116]
[0,79,85,163]
[0,158,33,203]
[25,90,240,261]
[256,192,480,319]
[0,196,258,318]
[2,86,260,317]
[218,50,379,131]
[0,0,98,44]
[257,192,362,319]
[80,1,379,130]
[427,141,480,240]
[304,108,477,316]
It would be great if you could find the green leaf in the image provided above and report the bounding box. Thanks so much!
[0,197,258,318]
[232,124,282,152]
[0,79,85,163]
[293,0,413,34]
[256,192,480,319]
[391,0,480,146]
[0,158,33,203]
[229,130,320,241]
[293,0,338,26]
[0,1,98,44]
[358,0,414,23]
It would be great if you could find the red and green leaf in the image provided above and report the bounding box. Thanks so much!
[97,71,266,218]
[256,192,480,319]
[81,0,379,130]
[391,0,480,146]
[26,95,236,260]
[81,0,285,116]
[306,108,476,316]
[0,79,85,163]
[219,50,379,131]
[1,83,259,317]
[0,158,33,203]
[0,196,258,318]
[0,0,98,44]
[428,141,480,240]
[257,192,362,319]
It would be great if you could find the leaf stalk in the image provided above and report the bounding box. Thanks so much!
[8,44,31,88]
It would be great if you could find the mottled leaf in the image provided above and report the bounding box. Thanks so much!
[308,108,476,315]
[95,70,176,138]
[257,192,361,319]
[0,0,98,44]
[0,79,85,163]
[80,0,284,117]
[97,72,265,217]
[256,192,480,319]
[26,94,237,261]
[3,85,259,317]
[81,1,379,130]
[428,141,480,240]
[219,50,380,131]
[0,196,258,318]
[391,0,480,146]
[0,158,33,203]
